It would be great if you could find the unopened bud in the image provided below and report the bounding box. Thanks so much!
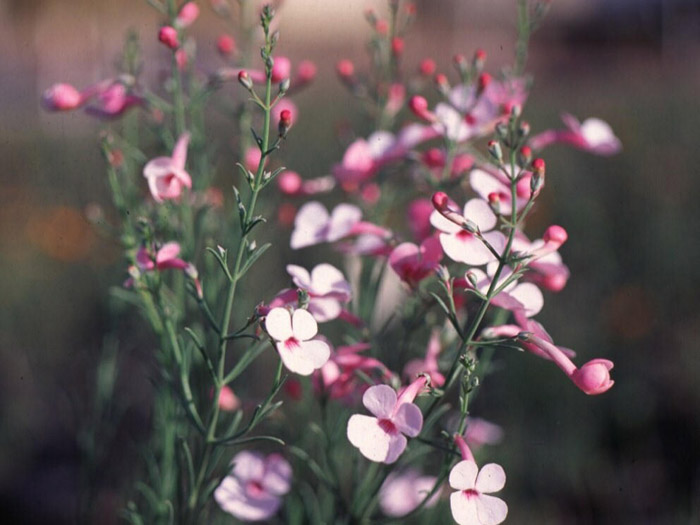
[487,140,503,163]
[543,225,568,245]
[238,70,253,90]
[435,265,451,283]
[477,72,492,94]
[297,288,310,308]
[176,2,200,28]
[158,26,179,50]
[518,145,533,165]
[216,34,236,56]
[336,59,355,79]
[296,60,317,84]
[488,192,501,215]
[453,54,468,74]
[465,270,479,288]
[278,109,292,137]
[375,19,389,35]
[509,104,522,119]
[472,48,487,71]
[530,158,545,196]
[434,73,449,96]
[408,95,432,121]
[279,77,290,94]
[518,120,531,138]
[431,191,449,212]
[391,37,404,56]
[419,58,436,77]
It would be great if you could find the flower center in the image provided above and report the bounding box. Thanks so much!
[246,480,265,498]
[462,488,480,500]
[378,418,397,434]
[285,337,300,351]
[457,230,473,240]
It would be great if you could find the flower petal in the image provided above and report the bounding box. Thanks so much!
[328,204,362,242]
[450,490,480,525]
[392,402,423,437]
[384,432,408,464]
[172,132,191,170]
[508,282,544,317]
[291,201,330,249]
[265,308,293,341]
[307,297,342,322]
[464,198,497,231]
[475,463,506,494]
[231,451,266,482]
[310,263,351,298]
[475,494,508,525]
[291,308,318,340]
[362,385,397,418]
[449,460,478,490]
[347,414,391,462]
[277,339,329,376]
[286,264,311,289]
[261,454,292,496]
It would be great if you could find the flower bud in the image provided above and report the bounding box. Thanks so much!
[518,145,533,165]
[336,59,355,80]
[277,170,302,195]
[176,2,200,28]
[472,48,487,71]
[487,192,501,215]
[375,19,389,35]
[175,49,188,70]
[42,83,83,111]
[391,37,404,57]
[278,109,292,138]
[543,225,568,246]
[158,26,179,50]
[495,122,508,140]
[408,95,433,121]
[296,60,317,84]
[279,77,290,94]
[216,34,236,56]
[431,191,449,212]
[238,70,253,90]
[487,140,503,163]
[518,120,531,138]
[419,58,436,77]
[434,73,449,96]
[477,72,492,95]
[453,53,468,75]
[530,157,546,196]
[465,270,479,288]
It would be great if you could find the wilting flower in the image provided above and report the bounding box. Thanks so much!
[347,377,426,464]
[143,133,192,202]
[214,451,292,522]
[264,307,331,375]
[379,469,439,517]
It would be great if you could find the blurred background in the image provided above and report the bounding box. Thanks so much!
[1,0,700,523]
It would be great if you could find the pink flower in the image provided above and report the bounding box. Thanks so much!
[346,378,426,464]
[290,201,362,249]
[332,131,396,190]
[463,417,504,448]
[379,469,439,517]
[407,199,435,242]
[286,263,352,322]
[42,83,84,111]
[264,308,331,375]
[462,265,544,318]
[143,133,192,202]
[484,317,577,362]
[529,113,621,156]
[389,237,443,288]
[511,230,570,292]
[175,2,200,28]
[449,460,508,525]
[214,451,292,522]
[135,242,189,272]
[217,34,236,56]
[158,26,179,49]
[519,332,614,395]
[84,82,143,119]
[430,197,506,266]
[469,168,531,216]
[272,98,298,130]
[403,329,445,387]
[218,385,241,412]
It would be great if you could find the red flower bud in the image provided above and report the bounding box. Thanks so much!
[158,26,179,50]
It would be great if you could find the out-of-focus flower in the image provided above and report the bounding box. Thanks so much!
[143,133,192,202]
[403,329,445,386]
[214,451,292,522]
[218,385,241,412]
[136,242,189,272]
[529,113,621,156]
[347,378,426,464]
[389,237,443,288]
[264,307,330,375]
[379,469,439,517]
[290,201,362,249]
[217,34,236,56]
[469,168,531,216]
[158,26,179,49]
[286,263,352,322]
[175,2,200,28]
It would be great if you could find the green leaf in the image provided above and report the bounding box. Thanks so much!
[236,242,271,279]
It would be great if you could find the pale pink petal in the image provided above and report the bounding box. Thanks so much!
[143,156,174,179]
[342,139,373,171]
[475,494,508,525]
[474,463,506,493]
[231,451,266,482]
[172,132,190,169]
[215,475,281,522]
[464,198,497,231]
[561,112,581,132]
[290,201,330,249]
[434,103,470,142]
[307,297,342,322]
[327,204,363,241]
[171,167,192,188]
[362,385,397,419]
[347,415,391,462]
[449,460,478,490]
[469,170,513,215]
[310,263,351,298]
[580,118,615,147]
[265,308,293,341]
[367,131,396,159]
[156,242,181,263]
[286,264,311,289]
[392,402,423,437]
[384,433,408,464]
[449,84,477,112]
[291,308,318,340]
[508,283,544,317]
[261,454,292,496]
[450,490,481,525]
[440,232,494,266]
[277,339,328,376]
[430,209,462,234]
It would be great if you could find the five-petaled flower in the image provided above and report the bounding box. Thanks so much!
[265,307,331,375]
[214,451,292,522]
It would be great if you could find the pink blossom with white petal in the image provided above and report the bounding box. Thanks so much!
[290,201,362,249]
[143,133,192,202]
[430,198,506,266]
[332,131,396,190]
[214,451,292,522]
[379,469,440,517]
[286,263,352,322]
[346,377,426,464]
[464,265,544,318]
[449,460,508,525]
[265,308,330,375]
[511,229,570,292]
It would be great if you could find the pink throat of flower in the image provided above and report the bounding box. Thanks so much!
[378,418,397,434]
[462,488,480,499]
[285,337,301,351]
[457,230,473,240]
[246,480,265,498]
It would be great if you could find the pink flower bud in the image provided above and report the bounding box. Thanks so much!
[477,72,492,94]
[543,225,567,245]
[422,148,444,168]
[571,359,615,395]
[419,58,436,77]
[432,191,449,212]
[42,83,84,111]
[408,95,434,122]
[278,109,292,137]
[238,70,253,90]
[216,34,236,56]
[336,59,355,79]
[296,60,317,84]
[360,183,381,204]
[218,386,241,412]
[391,37,404,56]
[453,53,467,71]
[519,145,533,165]
[375,19,389,35]
[271,56,292,84]
[175,49,188,70]
[176,2,200,28]
[158,26,179,49]
[532,157,546,174]
[278,171,302,195]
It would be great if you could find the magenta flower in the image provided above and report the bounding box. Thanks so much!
[346,377,426,464]
[463,265,544,318]
[403,329,445,387]
[430,197,506,266]
[519,332,614,395]
[135,242,189,272]
[175,1,200,28]
[512,231,570,292]
[42,83,85,111]
[264,307,331,375]
[290,201,362,249]
[389,237,443,288]
[332,131,397,190]
[529,113,621,156]
[285,263,352,322]
[214,451,292,522]
[84,82,143,119]
[449,460,508,525]
[143,133,192,202]
[379,469,439,517]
